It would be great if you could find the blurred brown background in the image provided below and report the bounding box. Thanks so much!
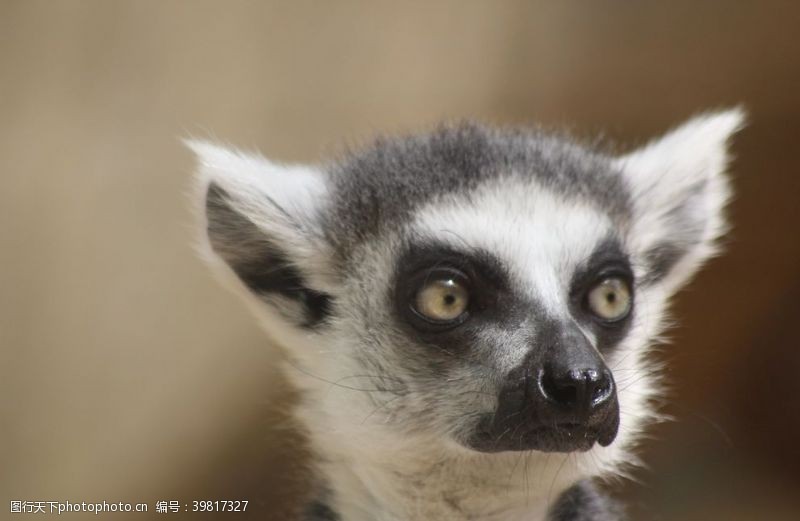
[1,1,799,520]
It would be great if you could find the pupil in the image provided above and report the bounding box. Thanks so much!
[443,294,456,306]
[606,291,616,304]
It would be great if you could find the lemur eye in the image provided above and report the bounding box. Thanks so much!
[414,278,469,323]
[587,278,631,321]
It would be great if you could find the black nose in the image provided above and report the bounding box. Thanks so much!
[538,367,614,419]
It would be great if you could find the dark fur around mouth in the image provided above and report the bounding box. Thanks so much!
[466,411,620,453]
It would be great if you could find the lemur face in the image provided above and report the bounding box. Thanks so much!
[190,111,742,466]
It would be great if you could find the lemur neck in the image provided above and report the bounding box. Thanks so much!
[308,428,577,521]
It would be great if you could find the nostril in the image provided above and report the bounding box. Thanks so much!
[591,370,614,405]
[538,369,578,406]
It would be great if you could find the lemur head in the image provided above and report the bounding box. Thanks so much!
[189,110,742,471]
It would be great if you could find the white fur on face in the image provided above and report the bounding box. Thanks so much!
[411,176,615,369]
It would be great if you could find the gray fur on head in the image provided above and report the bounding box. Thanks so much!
[188,109,744,521]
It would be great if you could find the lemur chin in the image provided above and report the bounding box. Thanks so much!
[188,109,743,521]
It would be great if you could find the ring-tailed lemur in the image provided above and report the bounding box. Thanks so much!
[188,109,743,521]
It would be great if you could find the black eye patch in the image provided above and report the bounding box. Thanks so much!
[568,237,635,350]
[391,242,521,344]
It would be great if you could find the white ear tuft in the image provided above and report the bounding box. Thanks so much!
[615,108,746,292]
[185,140,333,328]
[616,108,745,194]
[185,139,328,239]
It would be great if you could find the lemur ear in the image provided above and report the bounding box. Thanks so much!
[614,108,745,292]
[186,140,333,329]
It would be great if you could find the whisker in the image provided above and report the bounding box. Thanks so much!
[284,359,405,393]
